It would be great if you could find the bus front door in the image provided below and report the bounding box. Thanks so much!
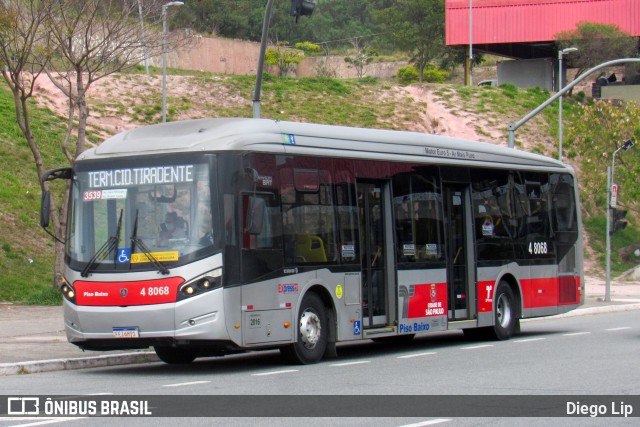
[357,181,394,328]
[443,184,476,321]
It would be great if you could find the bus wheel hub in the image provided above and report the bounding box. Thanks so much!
[299,309,321,349]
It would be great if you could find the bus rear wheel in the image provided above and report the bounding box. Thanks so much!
[281,292,328,365]
[154,346,198,364]
[463,281,518,341]
[490,281,518,340]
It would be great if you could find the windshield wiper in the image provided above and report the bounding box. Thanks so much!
[81,209,123,277]
[130,209,170,275]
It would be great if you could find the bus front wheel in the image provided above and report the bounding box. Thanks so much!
[154,346,198,364]
[281,292,328,365]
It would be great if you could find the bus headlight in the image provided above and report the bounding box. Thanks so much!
[177,269,222,301]
[60,277,76,304]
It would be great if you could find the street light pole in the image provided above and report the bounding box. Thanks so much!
[468,0,473,87]
[605,139,635,301]
[162,1,184,123]
[253,0,275,119]
[558,47,577,161]
[137,0,149,75]
[253,1,315,118]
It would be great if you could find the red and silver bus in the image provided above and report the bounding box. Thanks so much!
[41,118,583,364]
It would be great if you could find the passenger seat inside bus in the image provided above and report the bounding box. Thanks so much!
[295,234,327,263]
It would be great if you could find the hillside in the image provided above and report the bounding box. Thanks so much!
[0,67,606,303]
[33,69,554,152]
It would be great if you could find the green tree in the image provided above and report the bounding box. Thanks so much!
[174,0,379,47]
[174,0,265,40]
[556,22,639,82]
[373,0,445,82]
[565,101,640,208]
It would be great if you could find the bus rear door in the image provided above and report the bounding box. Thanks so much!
[443,183,477,323]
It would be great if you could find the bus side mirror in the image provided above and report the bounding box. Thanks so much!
[40,190,51,228]
[246,196,265,235]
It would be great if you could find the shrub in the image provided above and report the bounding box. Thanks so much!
[422,65,449,83]
[397,66,419,85]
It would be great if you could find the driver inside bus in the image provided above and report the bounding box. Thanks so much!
[160,211,188,241]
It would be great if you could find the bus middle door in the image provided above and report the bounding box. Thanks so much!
[357,181,395,329]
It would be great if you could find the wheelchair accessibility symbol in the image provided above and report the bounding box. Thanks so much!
[353,320,361,335]
[117,248,131,264]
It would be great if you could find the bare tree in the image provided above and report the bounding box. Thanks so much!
[1,0,191,286]
[344,37,378,78]
[45,0,172,156]
[0,0,71,282]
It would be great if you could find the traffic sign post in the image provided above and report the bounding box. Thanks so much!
[610,184,618,208]
[605,139,635,302]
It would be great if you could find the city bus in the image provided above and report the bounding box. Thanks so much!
[40,118,583,365]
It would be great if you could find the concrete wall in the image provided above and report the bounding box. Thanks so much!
[148,36,261,75]
[497,58,555,90]
[602,85,640,102]
[149,34,404,79]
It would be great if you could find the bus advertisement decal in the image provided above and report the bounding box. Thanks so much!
[478,280,495,313]
[406,283,447,318]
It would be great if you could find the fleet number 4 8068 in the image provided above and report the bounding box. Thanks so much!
[140,286,170,297]
[529,241,548,255]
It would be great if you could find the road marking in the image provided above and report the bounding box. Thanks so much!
[329,360,371,367]
[513,337,546,343]
[397,419,452,426]
[4,418,86,426]
[162,380,211,387]
[605,326,632,331]
[460,344,493,350]
[397,352,437,359]
[251,369,299,376]
[563,332,591,336]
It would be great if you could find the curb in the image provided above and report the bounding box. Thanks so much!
[0,352,159,376]
[521,302,640,322]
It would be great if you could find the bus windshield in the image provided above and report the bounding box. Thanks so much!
[67,155,219,274]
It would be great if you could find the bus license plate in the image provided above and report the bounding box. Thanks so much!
[112,327,139,338]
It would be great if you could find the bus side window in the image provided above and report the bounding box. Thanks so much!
[282,168,337,265]
[471,169,515,261]
[392,170,444,264]
[240,192,283,282]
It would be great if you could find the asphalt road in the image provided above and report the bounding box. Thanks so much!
[1,309,639,426]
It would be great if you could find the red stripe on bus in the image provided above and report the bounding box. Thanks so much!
[73,277,185,306]
[478,276,581,311]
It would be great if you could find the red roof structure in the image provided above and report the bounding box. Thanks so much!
[446,0,640,58]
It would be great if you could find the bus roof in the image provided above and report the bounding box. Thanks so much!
[78,118,569,172]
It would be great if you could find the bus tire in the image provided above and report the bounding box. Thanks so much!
[154,346,198,364]
[491,281,517,340]
[281,292,328,365]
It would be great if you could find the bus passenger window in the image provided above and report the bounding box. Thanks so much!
[392,171,444,264]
